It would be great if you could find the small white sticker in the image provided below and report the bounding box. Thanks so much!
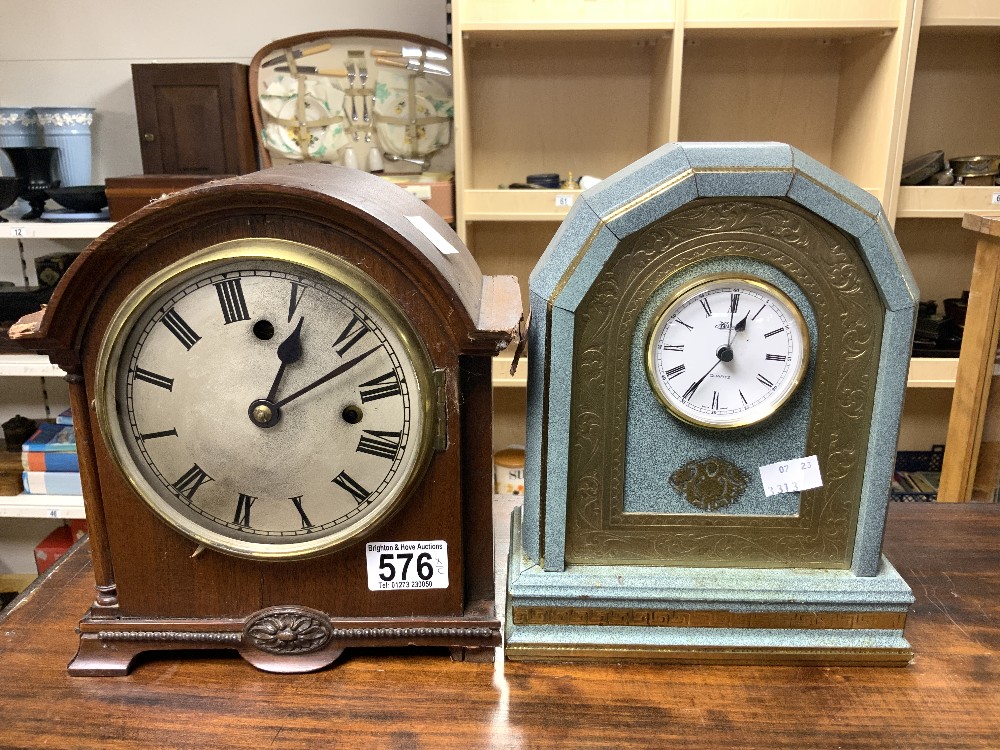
[366,540,449,591]
[991,192,1000,205]
[554,193,574,208]
[759,455,823,497]
[5,225,34,238]
[405,215,459,255]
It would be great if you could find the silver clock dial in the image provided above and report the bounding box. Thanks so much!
[646,276,809,428]
[97,240,435,559]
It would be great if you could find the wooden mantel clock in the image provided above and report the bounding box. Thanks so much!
[12,165,521,675]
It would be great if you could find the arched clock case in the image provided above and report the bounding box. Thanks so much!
[13,166,521,675]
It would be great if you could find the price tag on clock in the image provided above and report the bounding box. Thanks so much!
[759,455,823,497]
[366,540,449,591]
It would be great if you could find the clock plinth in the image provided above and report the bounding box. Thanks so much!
[508,143,916,665]
[12,166,519,674]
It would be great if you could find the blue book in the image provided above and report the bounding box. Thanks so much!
[55,408,73,426]
[22,451,79,472]
[21,423,76,453]
[22,471,82,495]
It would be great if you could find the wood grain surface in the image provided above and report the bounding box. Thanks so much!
[2,502,999,750]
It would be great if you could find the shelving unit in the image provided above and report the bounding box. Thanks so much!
[453,0,1000,495]
[0,219,103,575]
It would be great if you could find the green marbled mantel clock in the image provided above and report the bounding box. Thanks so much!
[507,142,917,665]
[11,166,521,675]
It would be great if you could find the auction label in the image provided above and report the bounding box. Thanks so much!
[366,540,449,591]
[759,455,823,497]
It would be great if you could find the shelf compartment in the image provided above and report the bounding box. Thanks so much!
[897,186,1000,218]
[685,0,901,32]
[1,222,113,240]
[456,0,675,31]
[461,35,674,192]
[0,494,85,519]
[463,189,582,221]
[903,28,1000,170]
[679,32,905,199]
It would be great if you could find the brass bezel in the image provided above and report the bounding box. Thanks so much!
[94,238,438,561]
[644,273,810,430]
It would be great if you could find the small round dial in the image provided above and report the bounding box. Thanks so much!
[96,239,436,560]
[646,275,809,428]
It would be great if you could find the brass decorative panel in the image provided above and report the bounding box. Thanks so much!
[564,197,884,567]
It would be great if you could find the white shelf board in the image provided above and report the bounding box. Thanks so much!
[2,221,114,240]
[0,355,64,378]
[494,356,958,390]
[896,186,1000,219]
[0,493,85,519]
[493,356,527,388]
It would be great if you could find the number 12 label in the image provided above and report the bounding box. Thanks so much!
[366,540,449,591]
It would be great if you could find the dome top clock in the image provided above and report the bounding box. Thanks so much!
[13,165,521,675]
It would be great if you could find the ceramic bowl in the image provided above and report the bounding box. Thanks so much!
[46,185,107,213]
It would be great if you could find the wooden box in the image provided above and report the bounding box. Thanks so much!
[131,63,258,175]
[105,175,232,221]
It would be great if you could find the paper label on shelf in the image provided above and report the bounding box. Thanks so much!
[366,540,449,591]
[4,225,35,238]
[555,193,574,208]
[759,455,823,497]
[991,192,1000,205]
[405,215,458,255]
[404,184,433,201]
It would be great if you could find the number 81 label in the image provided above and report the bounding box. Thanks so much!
[366,540,449,591]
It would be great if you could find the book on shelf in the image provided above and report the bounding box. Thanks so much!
[21,451,79,472]
[55,408,73,426]
[21,423,75,453]
[21,471,82,496]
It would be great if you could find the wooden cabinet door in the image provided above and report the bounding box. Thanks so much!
[131,63,257,175]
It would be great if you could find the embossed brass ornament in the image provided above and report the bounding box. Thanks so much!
[669,457,748,511]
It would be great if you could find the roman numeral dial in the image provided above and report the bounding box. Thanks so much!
[646,275,809,428]
[105,247,435,560]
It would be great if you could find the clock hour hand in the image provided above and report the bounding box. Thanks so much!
[265,317,305,403]
[274,344,381,409]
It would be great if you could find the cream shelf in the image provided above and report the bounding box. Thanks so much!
[920,0,1000,27]
[494,357,959,391]
[2,221,113,240]
[0,494,85,520]
[457,0,675,30]
[684,0,900,30]
[897,187,1000,219]
[0,355,65,378]
[906,357,959,389]
[463,189,581,221]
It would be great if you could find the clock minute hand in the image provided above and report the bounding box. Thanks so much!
[274,344,381,408]
[265,317,304,403]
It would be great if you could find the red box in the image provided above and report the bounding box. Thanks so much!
[68,519,88,541]
[34,525,74,575]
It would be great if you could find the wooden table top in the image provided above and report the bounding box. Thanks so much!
[1,502,999,750]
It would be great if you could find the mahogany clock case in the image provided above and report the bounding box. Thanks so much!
[14,165,520,673]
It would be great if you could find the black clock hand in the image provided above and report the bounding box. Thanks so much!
[734,312,749,334]
[682,346,732,401]
[265,317,304,403]
[274,344,381,408]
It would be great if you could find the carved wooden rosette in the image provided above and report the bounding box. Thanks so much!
[565,197,884,568]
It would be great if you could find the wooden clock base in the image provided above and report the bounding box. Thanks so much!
[69,600,501,676]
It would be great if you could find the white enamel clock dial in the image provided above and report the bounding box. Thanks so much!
[646,275,809,428]
[96,239,435,560]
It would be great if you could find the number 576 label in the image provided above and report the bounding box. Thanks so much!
[366,540,449,591]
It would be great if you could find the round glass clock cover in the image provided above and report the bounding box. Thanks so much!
[646,275,809,428]
[96,239,436,560]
